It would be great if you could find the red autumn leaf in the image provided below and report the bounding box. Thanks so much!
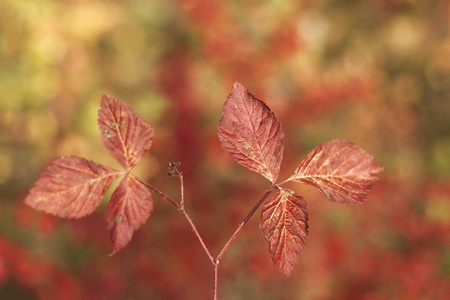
[25,156,121,218]
[98,95,155,170]
[288,140,384,204]
[259,187,309,276]
[106,173,153,254]
[218,82,284,183]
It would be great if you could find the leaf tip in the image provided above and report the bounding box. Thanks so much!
[374,162,385,175]
[231,82,249,97]
[100,94,114,106]
[232,81,243,90]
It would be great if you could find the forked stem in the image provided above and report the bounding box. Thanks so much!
[180,208,215,264]
[212,187,275,299]
[135,176,214,263]
[138,171,275,300]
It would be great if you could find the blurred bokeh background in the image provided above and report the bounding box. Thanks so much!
[1,0,449,299]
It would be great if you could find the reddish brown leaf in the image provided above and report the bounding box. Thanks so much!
[106,174,153,254]
[289,140,384,204]
[259,188,309,276]
[218,82,284,183]
[25,156,121,219]
[98,95,154,170]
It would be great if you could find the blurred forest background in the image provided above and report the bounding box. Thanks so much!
[0,0,449,299]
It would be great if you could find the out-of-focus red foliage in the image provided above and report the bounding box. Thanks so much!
[0,236,81,299]
[1,0,449,298]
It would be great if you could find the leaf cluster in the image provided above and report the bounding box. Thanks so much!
[25,83,384,278]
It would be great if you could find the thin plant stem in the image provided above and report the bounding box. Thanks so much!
[180,174,185,209]
[212,187,275,299]
[180,208,215,264]
[134,175,180,209]
[213,260,219,300]
[137,174,276,300]
[216,187,274,261]
[134,175,214,264]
